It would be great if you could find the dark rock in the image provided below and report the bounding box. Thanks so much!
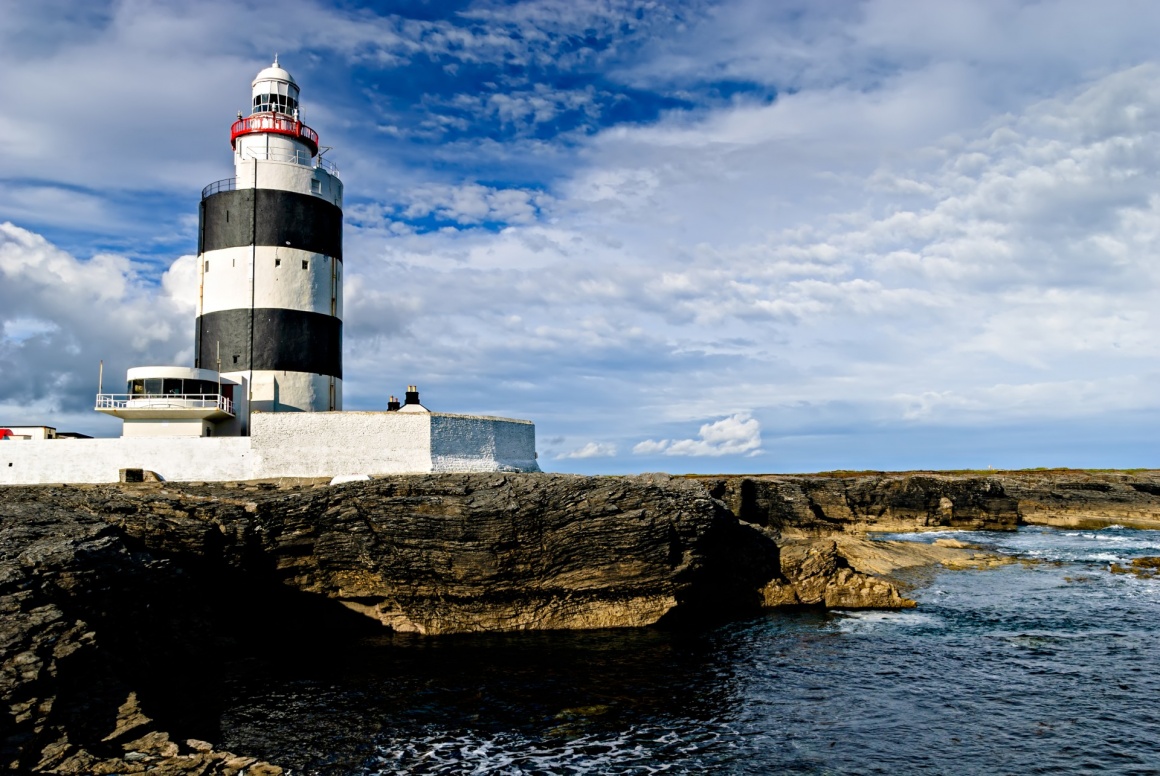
[1,474,785,770]
[0,489,283,773]
[697,473,1020,534]
[87,474,782,634]
[9,468,1153,770]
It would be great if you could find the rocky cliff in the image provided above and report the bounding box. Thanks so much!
[688,470,1160,532]
[995,469,1160,528]
[694,472,1022,534]
[5,469,1159,772]
[0,474,776,771]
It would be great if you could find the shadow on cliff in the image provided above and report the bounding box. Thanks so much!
[5,516,383,769]
[657,516,781,629]
[95,535,386,744]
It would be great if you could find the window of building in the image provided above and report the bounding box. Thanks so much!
[311,179,322,194]
[204,261,209,272]
[302,260,309,270]
[275,258,281,267]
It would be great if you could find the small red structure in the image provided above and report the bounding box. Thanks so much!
[0,429,12,440]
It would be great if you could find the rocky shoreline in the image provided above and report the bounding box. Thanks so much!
[3,469,1159,772]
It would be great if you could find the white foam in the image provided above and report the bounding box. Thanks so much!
[368,724,718,775]
[833,610,940,633]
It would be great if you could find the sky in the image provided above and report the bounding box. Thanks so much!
[1,0,1159,474]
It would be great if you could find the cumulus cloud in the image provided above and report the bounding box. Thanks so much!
[557,441,619,459]
[0,223,190,423]
[635,414,763,457]
[398,183,552,226]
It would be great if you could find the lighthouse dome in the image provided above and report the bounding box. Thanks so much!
[250,57,300,117]
[252,63,297,88]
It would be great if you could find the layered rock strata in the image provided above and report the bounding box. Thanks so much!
[695,473,1021,535]
[7,469,1157,771]
[994,470,1160,529]
[86,474,783,634]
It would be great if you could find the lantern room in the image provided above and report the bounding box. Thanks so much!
[251,57,300,117]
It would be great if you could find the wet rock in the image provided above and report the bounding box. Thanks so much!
[1110,557,1160,578]
[763,540,917,609]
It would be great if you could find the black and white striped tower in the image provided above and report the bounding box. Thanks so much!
[195,58,343,432]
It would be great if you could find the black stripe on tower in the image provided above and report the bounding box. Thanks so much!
[199,188,343,259]
[195,308,342,378]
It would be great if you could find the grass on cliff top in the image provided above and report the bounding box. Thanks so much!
[676,467,1158,479]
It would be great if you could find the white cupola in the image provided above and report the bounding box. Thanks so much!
[231,57,319,164]
[251,55,301,118]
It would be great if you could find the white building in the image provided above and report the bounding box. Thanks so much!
[1,60,539,485]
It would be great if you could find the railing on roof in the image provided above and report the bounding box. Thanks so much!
[95,393,234,415]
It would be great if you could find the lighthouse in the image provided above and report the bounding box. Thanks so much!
[195,58,343,432]
[17,57,540,482]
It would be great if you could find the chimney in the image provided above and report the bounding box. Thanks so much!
[404,385,420,405]
[387,395,401,411]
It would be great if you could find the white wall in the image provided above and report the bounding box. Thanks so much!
[218,372,340,416]
[249,411,432,477]
[0,437,254,484]
[431,414,539,472]
[0,412,539,484]
[122,419,211,438]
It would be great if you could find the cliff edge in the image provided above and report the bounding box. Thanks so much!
[5,469,1159,771]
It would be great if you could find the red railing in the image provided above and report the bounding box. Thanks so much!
[231,114,319,155]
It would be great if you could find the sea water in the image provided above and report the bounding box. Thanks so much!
[219,526,1160,774]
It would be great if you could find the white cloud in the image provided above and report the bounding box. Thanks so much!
[635,413,763,457]
[6,2,1160,469]
[399,183,551,226]
[557,441,618,459]
[0,222,189,419]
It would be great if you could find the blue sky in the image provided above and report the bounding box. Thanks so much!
[2,0,1159,473]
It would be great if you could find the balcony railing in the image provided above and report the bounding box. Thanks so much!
[231,114,319,154]
[202,177,237,198]
[95,393,234,415]
[201,154,340,199]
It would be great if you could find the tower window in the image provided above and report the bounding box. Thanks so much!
[275,258,281,267]
[302,260,309,270]
[311,179,322,194]
[204,261,209,272]
[233,355,239,364]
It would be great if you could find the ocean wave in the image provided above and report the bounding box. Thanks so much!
[832,610,941,633]
[367,724,734,775]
